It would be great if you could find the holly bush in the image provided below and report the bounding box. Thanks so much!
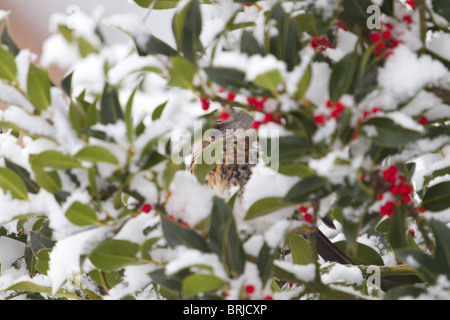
[0,0,449,300]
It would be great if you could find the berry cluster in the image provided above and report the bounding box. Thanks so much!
[199,87,284,131]
[299,206,314,223]
[314,100,346,124]
[244,284,273,300]
[310,36,336,53]
[379,165,414,218]
[369,23,401,57]
[168,214,190,228]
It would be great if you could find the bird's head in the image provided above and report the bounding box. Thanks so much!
[214,108,254,133]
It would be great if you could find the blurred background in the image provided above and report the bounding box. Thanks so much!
[0,0,174,80]
[0,0,176,118]
[1,0,142,54]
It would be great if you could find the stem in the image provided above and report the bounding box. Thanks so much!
[357,264,421,277]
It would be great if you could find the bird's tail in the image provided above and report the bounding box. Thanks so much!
[314,229,354,265]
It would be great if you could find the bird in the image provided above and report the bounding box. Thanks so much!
[190,108,258,199]
[190,107,353,265]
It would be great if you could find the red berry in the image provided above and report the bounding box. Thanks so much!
[299,206,308,213]
[370,32,381,43]
[372,107,382,114]
[314,114,325,124]
[254,100,264,111]
[384,23,394,30]
[310,37,320,49]
[418,207,426,213]
[374,41,385,55]
[399,184,413,195]
[380,201,395,219]
[247,96,257,106]
[383,165,398,181]
[389,185,400,195]
[219,112,230,121]
[337,21,348,31]
[385,51,394,59]
[264,295,274,300]
[303,213,313,223]
[227,92,236,102]
[383,30,392,39]
[252,121,261,130]
[168,215,175,221]
[245,285,255,294]
[402,194,412,204]
[334,102,344,112]
[352,129,360,140]
[403,15,413,24]
[264,113,274,123]
[326,100,334,108]
[406,0,416,9]
[331,109,341,119]
[181,221,189,228]
[200,97,210,111]
[142,203,152,213]
[419,116,428,125]
[409,229,415,237]
[389,39,401,49]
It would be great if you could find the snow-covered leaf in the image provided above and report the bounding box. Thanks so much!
[245,197,293,220]
[421,181,450,212]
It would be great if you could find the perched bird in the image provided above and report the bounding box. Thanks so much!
[190,108,258,199]
[190,108,353,265]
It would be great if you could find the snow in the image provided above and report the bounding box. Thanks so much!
[0,236,26,270]
[0,133,30,171]
[165,171,214,227]
[2,106,55,137]
[71,54,106,97]
[378,45,448,104]
[164,246,228,280]
[239,161,300,233]
[0,10,10,23]
[273,260,316,282]
[427,31,450,61]
[0,82,36,112]
[15,50,37,93]
[48,226,115,295]
[321,263,364,285]
[245,54,287,82]
[41,34,81,69]
[49,10,102,48]
[305,62,331,106]
[107,53,164,85]
[104,264,156,300]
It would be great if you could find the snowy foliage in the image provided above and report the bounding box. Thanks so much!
[0,0,449,300]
